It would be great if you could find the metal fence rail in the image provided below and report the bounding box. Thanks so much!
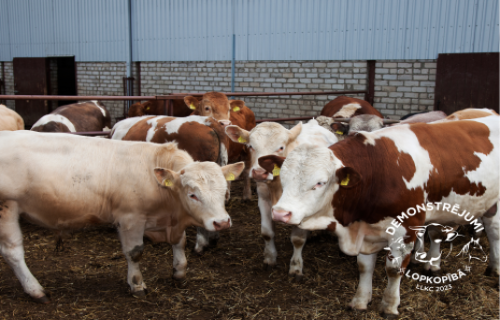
[0,89,369,136]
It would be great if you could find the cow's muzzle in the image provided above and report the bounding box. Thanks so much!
[213,218,231,231]
[272,209,292,223]
[251,168,269,181]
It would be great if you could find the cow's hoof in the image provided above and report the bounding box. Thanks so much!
[132,290,146,299]
[381,312,399,319]
[192,247,205,256]
[263,263,276,271]
[209,238,219,247]
[484,267,500,277]
[32,295,50,304]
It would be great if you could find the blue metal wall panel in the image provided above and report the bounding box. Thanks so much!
[0,0,498,62]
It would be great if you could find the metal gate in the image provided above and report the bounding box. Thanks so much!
[13,57,50,126]
[434,53,499,115]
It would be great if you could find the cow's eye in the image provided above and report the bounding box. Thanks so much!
[189,194,199,201]
[205,107,210,111]
[312,182,324,190]
[248,145,253,150]
[278,146,284,152]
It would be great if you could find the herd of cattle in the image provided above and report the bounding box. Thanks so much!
[0,93,498,318]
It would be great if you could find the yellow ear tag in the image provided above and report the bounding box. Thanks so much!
[340,174,350,186]
[238,136,247,143]
[164,179,173,187]
[189,104,196,110]
[335,131,343,135]
[145,107,150,111]
[226,173,235,181]
[233,106,240,112]
[272,164,281,177]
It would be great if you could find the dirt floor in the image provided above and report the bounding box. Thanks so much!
[0,180,498,319]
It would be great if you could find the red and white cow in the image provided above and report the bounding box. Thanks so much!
[0,130,244,302]
[0,104,24,131]
[225,119,337,278]
[260,115,499,317]
[111,115,229,254]
[321,96,383,118]
[31,101,112,133]
[445,108,498,121]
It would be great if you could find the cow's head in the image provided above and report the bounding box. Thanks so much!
[260,144,361,226]
[128,102,145,117]
[225,122,302,181]
[154,161,245,231]
[184,92,237,127]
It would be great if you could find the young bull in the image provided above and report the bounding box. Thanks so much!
[111,115,229,254]
[260,116,499,317]
[225,119,337,278]
[31,101,112,133]
[0,131,244,302]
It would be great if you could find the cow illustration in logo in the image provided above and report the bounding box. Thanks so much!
[409,223,464,267]
[456,237,488,265]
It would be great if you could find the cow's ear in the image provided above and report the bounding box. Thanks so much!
[336,167,361,189]
[184,96,199,111]
[331,122,349,136]
[229,100,245,112]
[288,122,302,142]
[225,125,250,144]
[258,155,286,177]
[154,168,179,189]
[221,162,245,181]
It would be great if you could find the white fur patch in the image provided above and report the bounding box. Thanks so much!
[32,114,76,132]
[333,103,362,118]
[111,116,150,140]
[91,101,107,117]
[164,116,210,134]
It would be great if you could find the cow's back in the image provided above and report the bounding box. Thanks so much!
[446,108,499,121]
[320,96,382,118]
[0,131,190,229]
[0,104,24,131]
[128,99,193,118]
[118,116,224,163]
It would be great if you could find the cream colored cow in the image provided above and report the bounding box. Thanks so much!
[0,131,244,302]
[0,104,24,131]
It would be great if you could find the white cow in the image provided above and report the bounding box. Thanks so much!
[0,130,244,302]
[225,119,337,278]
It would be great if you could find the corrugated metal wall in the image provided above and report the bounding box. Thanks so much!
[1,0,498,62]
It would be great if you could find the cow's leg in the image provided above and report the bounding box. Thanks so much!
[0,201,47,303]
[117,218,147,297]
[483,203,499,276]
[172,231,188,280]
[241,152,252,201]
[411,238,423,265]
[258,191,277,268]
[379,252,411,318]
[194,227,219,255]
[349,253,377,310]
[288,227,308,279]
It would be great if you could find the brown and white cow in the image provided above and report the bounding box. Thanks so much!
[0,130,244,302]
[321,96,383,119]
[225,119,338,278]
[226,100,256,200]
[261,115,499,317]
[31,101,112,133]
[128,99,193,118]
[445,108,498,121]
[184,92,233,127]
[111,115,229,254]
[0,104,24,131]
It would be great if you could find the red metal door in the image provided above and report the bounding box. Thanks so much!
[13,57,50,126]
[434,53,499,115]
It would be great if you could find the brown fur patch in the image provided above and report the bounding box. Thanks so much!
[320,96,382,118]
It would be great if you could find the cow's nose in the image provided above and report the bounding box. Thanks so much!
[213,218,231,231]
[219,120,232,127]
[272,209,292,223]
[251,168,268,181]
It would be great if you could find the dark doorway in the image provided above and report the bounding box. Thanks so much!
[55,57,77,106]
[434,52,499,115]
[13,57,50,127]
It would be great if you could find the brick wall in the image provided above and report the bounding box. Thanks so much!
[76,62,126,122]
[2,59,437,124]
